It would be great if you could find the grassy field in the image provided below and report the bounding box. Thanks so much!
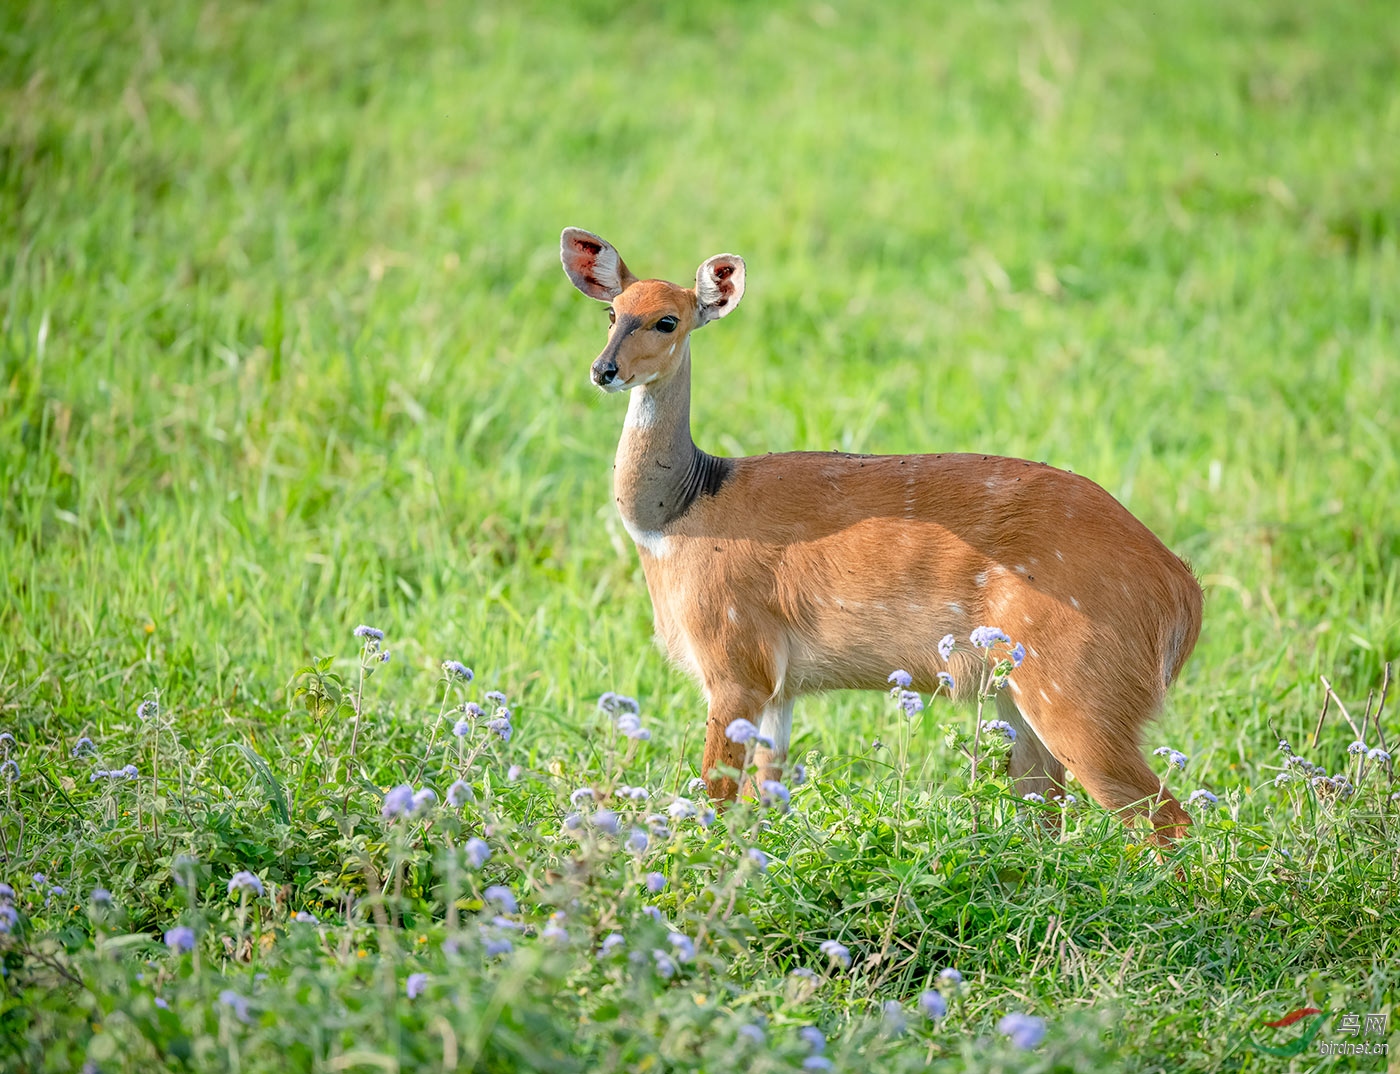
[2,0,1399,1070]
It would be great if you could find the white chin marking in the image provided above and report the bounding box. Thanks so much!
[624,389,658,429]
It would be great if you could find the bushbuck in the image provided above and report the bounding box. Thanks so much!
[561,227,1203,843]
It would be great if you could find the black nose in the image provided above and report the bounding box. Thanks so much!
[591,358,618,386]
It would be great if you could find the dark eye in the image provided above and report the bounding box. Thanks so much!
[655,316,678,333]
[606,307,616,325]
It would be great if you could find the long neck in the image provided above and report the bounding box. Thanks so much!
[613,341,727,534]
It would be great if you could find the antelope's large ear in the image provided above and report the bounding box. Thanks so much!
[561,228,637,301]
[694,253,745,325]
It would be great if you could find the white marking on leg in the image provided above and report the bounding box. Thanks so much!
[757,699,795,762]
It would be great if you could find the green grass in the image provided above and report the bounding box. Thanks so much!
[2,0,1398,1070]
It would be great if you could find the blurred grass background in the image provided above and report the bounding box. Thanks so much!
[2,0,1397,769]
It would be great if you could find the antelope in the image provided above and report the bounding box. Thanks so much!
[561,227,1204,844]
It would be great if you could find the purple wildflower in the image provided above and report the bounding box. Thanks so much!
[897,690,923,718]
[746,848,769,871]
[1153,746,1188,770]
[481,931,513,957]
[598,691,640,714]
[227,871,264,898]
[164,926,195,953]
[411,788,437,813]
[483,885,517,913]
[919,990,947,1019]
[980,718,1017,741]
[819,939,851,968]
[464,838,491,869]
[645,872,667,894]
[542,914,569,943]
[887,670,912,691]
[667,797,695,820]
[447,780,473,807]
[406,972,428,999]
[760,780,791,809]
[353,625,384,640]
[599,932,625,957]
[970,626,1011,649]
[219,990,252,1024]
[667,932,696,962]
[999,1012,1046,1049]
[442,661,473,681]
[382,784,415,819]
[882,1000,907,1035]
[486,716,512,742]
[725,718,759,743]
[1187,789,1219,807]
[651,950,677,979]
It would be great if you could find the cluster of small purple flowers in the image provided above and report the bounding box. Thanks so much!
[600,694,651,741]
[1153,746,1189,771]
[724,718,774,748]
[383,783,438,820]
[353,624,391,663]
[0,883,16,934]
[89,765,139,782]
[980,719,1017,742]
[441,660,474,682]
[227,871,265,898]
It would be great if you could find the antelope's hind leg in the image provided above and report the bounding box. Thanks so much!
[997,691,1066,804]
[1003,687,1190,846]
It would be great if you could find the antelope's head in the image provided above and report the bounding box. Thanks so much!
[561,227,745,392]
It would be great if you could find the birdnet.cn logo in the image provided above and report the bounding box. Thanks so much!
[1245,1007,1390,1058]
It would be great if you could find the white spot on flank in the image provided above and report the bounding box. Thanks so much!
[1051,681,1062,693]
[974,571,988,587]
[1055,550,1064,561]
[1009,680,1021,693]
[907,602,924,612]
[727,607,739,623]
[1028,647,1038,658]
[984,478,997,490]
[874,601,888,611]
[1022,614,1032,624]
[1039,689,1050,702]
[1070,597,1080,609]
[620,514,669,557]
[1015,565,1028,575]
[947,602,964,616]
